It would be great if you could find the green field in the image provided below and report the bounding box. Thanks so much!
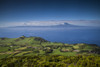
[0,36,100,67]
[0,36,100,60]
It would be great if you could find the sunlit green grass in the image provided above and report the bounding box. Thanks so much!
[51,49,77,56]
[0,47,9,52]
[0,36,100,59]
[0,54,9,59]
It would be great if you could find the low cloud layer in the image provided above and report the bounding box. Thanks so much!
[24,21,66,26]
[0,20,100,27]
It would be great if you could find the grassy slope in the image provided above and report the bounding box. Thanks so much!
[0,36,100,59]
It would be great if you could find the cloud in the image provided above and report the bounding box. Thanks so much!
[67,20,100,26]
[0,20,100,27]
[17,20,100,27]
[0,22,25,27]
[24,21,65,26]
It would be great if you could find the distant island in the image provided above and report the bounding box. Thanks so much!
[0,36,100,67]
[8,22,85,28]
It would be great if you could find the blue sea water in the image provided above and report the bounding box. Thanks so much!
[0,27,100,46]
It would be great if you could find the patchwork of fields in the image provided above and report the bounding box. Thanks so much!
[0,36,100,59]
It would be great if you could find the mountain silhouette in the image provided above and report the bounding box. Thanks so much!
[12,22,80,28]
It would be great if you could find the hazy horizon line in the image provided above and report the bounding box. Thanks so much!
[0,20,100,27]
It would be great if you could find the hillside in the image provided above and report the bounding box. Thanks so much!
[0,36,100,59]
[0,36,100,67]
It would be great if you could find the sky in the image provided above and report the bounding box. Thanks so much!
[0,0,100,27]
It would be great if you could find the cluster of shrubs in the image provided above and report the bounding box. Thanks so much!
[0,55,100,67]
[34,37,48,42]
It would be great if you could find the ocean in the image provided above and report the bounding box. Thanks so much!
[0,26,100,46]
